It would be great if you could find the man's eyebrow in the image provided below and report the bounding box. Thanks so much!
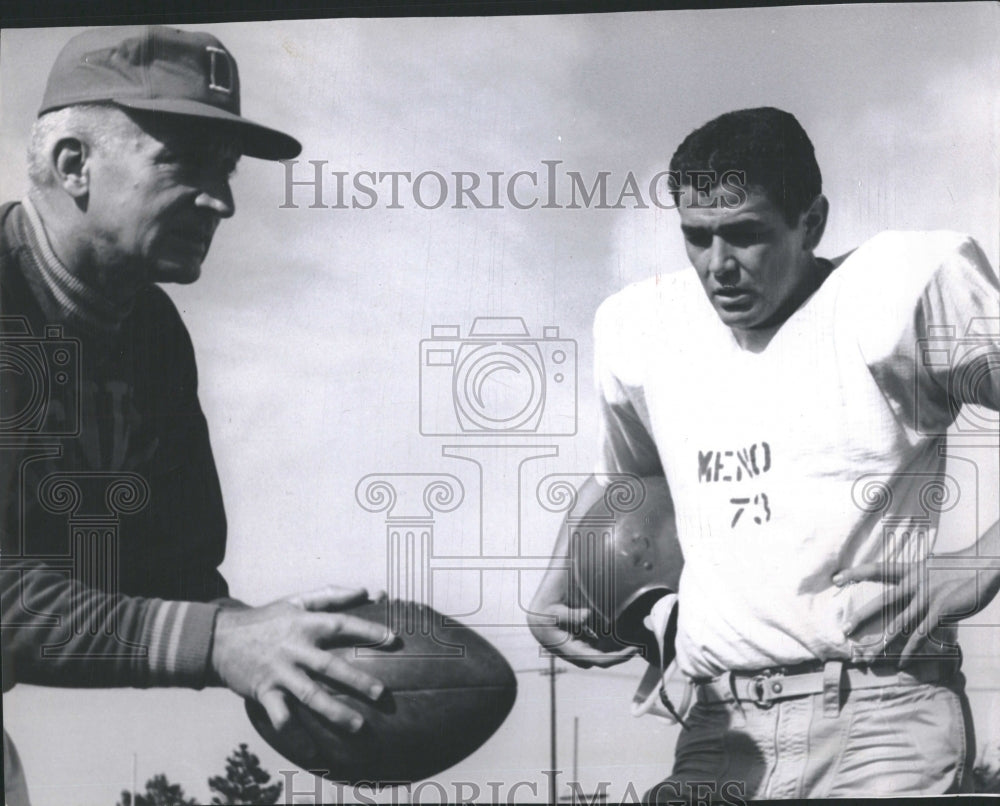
[719,219,770,231]
[681,218,770,234]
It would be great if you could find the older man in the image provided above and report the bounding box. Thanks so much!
[530,107,1000,799]
[1,27,387,806]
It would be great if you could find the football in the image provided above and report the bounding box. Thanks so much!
[245,599,517,785]
[570,475,683,659]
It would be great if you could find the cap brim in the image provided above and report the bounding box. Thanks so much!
[114,97,301,161]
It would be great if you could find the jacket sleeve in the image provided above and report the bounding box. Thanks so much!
[0,275,228,691]
[1,560,219,691]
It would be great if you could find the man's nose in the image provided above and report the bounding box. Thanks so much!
[707,237,738,281]
[195,174,236,219]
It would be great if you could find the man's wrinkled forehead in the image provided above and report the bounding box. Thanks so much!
[677,183,781,219]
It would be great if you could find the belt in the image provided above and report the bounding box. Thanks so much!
[694,658,956,709]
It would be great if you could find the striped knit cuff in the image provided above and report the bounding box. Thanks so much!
[140,600,221,688]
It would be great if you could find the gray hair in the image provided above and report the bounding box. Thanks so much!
[27,104,142,188]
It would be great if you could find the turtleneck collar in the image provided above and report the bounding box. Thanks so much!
[21,196,135,335]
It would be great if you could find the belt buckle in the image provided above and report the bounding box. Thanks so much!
[748,673,774,708]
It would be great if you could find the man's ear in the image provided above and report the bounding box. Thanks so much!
[52,137,89,199]
[801,194,829,252]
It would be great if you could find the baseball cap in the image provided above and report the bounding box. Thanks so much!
[39,26,301,161]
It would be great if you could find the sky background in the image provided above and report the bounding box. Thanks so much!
[2,4,999,804]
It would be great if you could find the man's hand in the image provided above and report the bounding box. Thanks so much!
[834,528,1000,665]
[528,566,639,669]
[211,585,392,758]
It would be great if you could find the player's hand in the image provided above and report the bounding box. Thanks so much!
[211,585,393,757]
[834,554,1000,665]
[527,569,639,669]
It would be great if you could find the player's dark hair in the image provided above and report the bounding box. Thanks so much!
[669,107,822,224]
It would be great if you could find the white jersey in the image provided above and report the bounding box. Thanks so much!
[593,231,1000,678]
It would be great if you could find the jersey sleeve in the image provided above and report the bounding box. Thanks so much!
[919,236,1000,412]
[853,232,1000,436]
[592,288,664,480]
